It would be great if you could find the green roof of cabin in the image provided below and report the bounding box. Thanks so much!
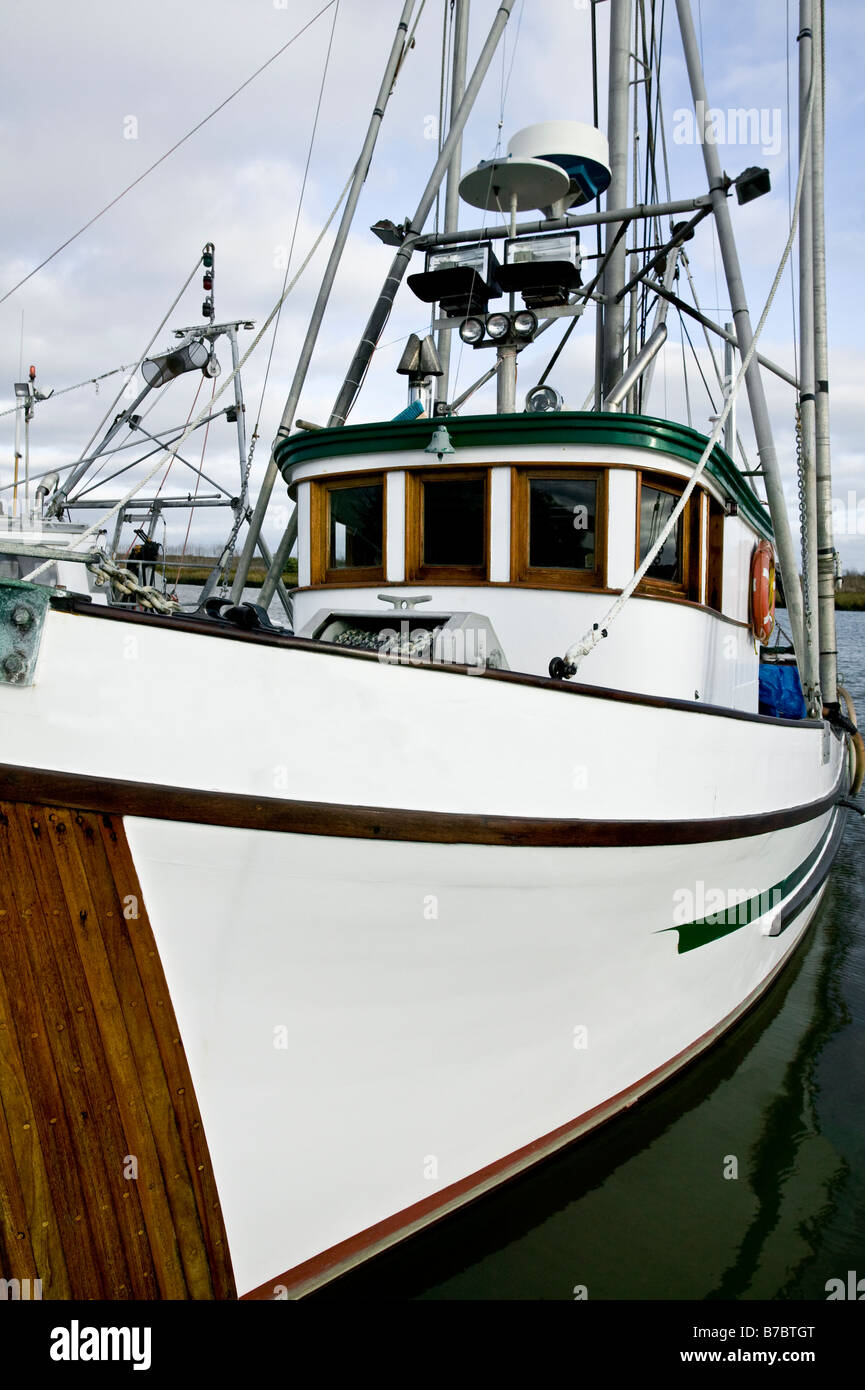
[275,411,773,540]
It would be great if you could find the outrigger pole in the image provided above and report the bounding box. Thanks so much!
[256,0,516,610]
[232,0,418,604]
[810,0,839,707]
[675,0,807,677]
[435,0,471,406]
[797,0,821,715]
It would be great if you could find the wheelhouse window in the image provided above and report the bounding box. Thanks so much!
[512,468,606,588]
[406,469,488,581]
[311,475,385,584]
[636,473,700,600]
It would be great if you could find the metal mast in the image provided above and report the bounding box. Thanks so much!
[257,0,515,611]
[232,0,418,605]
[811,0,838,706]
[600,0,633,402]
[435,0,470,406]
[328,0,517,429]
[675,0,807,672]
[797,0,821,714]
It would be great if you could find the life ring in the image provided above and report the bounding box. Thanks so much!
[838,685,865,797]
[750,540,776,645]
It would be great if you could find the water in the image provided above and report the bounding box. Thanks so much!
[306,612,865,1301]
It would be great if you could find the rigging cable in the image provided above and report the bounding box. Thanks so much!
[24,163,357,584]
[0,1,339,307]
[248,0,341,454]
[0,363,138,420]
[65,253,204,498]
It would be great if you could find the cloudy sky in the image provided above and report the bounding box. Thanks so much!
[1,0,862,568]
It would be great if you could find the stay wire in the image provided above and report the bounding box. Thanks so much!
[24,163,356,583]
[0,1,339,307]
[249,0,342,446]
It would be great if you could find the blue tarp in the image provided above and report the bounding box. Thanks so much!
[759,663,807,719]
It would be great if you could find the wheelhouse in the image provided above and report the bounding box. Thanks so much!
[277,411,771,710]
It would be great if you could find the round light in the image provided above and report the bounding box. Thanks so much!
[525,384,564,414]
[486,312,510,340]
[513,310,538,338]
[459,316,485,345]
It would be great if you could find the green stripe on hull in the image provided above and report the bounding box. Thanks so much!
[661,828,831,954]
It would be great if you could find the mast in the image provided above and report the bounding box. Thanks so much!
[797,0,821,714]
[328,0,517,429]
[675,0,807,674]
[810,0,838,706]
[435,0,470,406]
[257,0,515,611]
[600,0,633,402]
[232,0,418,604]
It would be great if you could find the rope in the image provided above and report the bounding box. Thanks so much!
[555,66,818,678]
[24,164,355,584]
[0,1,339,308]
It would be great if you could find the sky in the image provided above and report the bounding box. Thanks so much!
[0,0,862,569]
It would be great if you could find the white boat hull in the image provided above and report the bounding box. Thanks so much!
[0,599,850,1296]
[126,808,840,1295]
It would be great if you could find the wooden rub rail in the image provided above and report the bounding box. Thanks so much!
[0,801,235,1300]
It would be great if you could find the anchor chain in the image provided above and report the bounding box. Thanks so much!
[795,404,813,636]
[218,430,259,596]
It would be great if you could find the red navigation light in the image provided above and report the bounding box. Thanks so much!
[203,275,213,291]
[28,364,36,380]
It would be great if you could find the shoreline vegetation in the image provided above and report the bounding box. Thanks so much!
[162,554,865,605]
[162,554,298,587]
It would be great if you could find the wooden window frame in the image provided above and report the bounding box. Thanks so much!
[510,465,608,590]
[405,468,490,583]
[635,472,702,601]
[310,473,386,586]
[706,492,724,612]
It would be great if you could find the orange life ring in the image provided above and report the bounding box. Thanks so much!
[750,540,776,645]
[838,685,865,797]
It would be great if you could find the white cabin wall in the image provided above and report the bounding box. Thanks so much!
[489,468,511,582]
[386,472,406,582]
[296,483,311,589]
[291,584,760,710]
[606,469,638,588]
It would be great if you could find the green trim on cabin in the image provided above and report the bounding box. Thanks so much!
[275,411,773,540]
[659,827,829,954]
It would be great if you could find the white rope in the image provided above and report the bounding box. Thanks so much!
[26,166,355,584]
[557,73,816,678]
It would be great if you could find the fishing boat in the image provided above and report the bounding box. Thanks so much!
[0,0,860,1302]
